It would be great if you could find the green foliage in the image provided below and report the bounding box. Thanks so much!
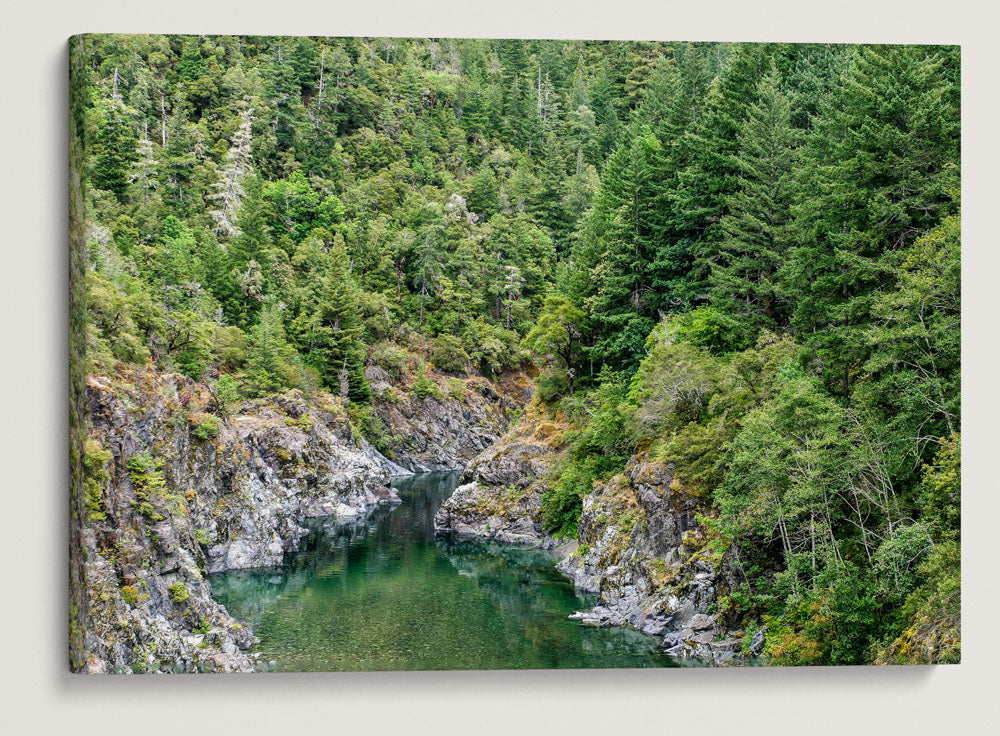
[429,334,470,375]
[411,363,443,401]
[541,457,599,538]
[212,374,241,416]
[82,439,112,522]
[126,453,167,520]
[75,35,960,665]
[191,414,220,441]
[881,540,961,664]
[666,307,753,356]
[367,342,413,381]
[90,99,138,202]
[463,319,522,377]
[918,435,961,543]
[168,582,190,604]
[348,403,395,454]
[120,585,140,607]
[522,294,585,399]
[445,378,466,401]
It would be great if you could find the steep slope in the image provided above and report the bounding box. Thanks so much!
[371,368,530,472]
[558,452,751,665]
[435,413,754,665]
[80,367,400,673]
[434,397,566,547]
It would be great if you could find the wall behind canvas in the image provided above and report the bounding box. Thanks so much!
[0,0,997,732]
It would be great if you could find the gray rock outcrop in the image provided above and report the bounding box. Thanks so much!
[81,369,404,673]
[557,452,745,665]
[433,399,563,548]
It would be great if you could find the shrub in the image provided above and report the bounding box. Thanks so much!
[191,413,220,440]
[212,374,241,416]
[429,334,471,375]
[126,453,167,520]
[411,363,443,401]
[540,458,599,539]
[367,341,412,381]
[211,324,249,372]
[668,306,754,355]
[168,582,189,604]
[348,404,395,454]
[82,439,112,522]
[446,378,466,401]
[463,318,522,376]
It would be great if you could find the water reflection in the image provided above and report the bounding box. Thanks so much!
[211,471,685,671]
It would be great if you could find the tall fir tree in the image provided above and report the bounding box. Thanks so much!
[782,45,960,397]
[709,64,799,332]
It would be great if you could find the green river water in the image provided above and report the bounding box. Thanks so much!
[211,471,689,671]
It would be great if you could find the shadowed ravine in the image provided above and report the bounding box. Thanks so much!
[211,471,691,671]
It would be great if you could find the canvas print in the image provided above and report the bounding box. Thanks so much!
[68,35,960,673]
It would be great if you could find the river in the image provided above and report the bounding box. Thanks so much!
[211,471,690,671]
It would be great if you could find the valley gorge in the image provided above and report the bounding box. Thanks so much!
[77,363,757,673]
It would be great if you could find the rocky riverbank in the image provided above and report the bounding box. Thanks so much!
[78,364,521,674]
[433,397,566,548]
[434,408,757,666]
[81,367,401,672]
[557,452,754,665]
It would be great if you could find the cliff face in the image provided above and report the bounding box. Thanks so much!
[433,398,565,548]
[372,371,529,472]
[77,364,525,674]
[80,367,401,673]
[558,452,748,665]
[436,414,750,665]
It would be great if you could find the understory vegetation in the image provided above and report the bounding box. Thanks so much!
[75,35,960,665]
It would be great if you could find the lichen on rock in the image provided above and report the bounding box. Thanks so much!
[433,396,565,548]
[80,367,404,673]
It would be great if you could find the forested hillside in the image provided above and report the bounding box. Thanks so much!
[75,35,960,666]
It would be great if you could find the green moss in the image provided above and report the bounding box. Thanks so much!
[120,584,139,606]
[83,439,112,522]
[283,414,313,431]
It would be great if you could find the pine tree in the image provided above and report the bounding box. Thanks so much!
[91,99,138,202]
[130,122,160,206]
[210,107,254,239]
[589,125,670,370]
[782,45,960,396]
[709,64,799,331]
[309,236,369,402]
[245,297,294,395]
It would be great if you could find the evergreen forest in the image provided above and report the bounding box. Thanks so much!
[74,35,961,665]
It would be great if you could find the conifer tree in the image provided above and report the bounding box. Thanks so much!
[210,107,254,239]
[91,99,138,202]
[782,45,960,396]
[589,126,670,370]
[709,65,799,331]
[309,235,369,402]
